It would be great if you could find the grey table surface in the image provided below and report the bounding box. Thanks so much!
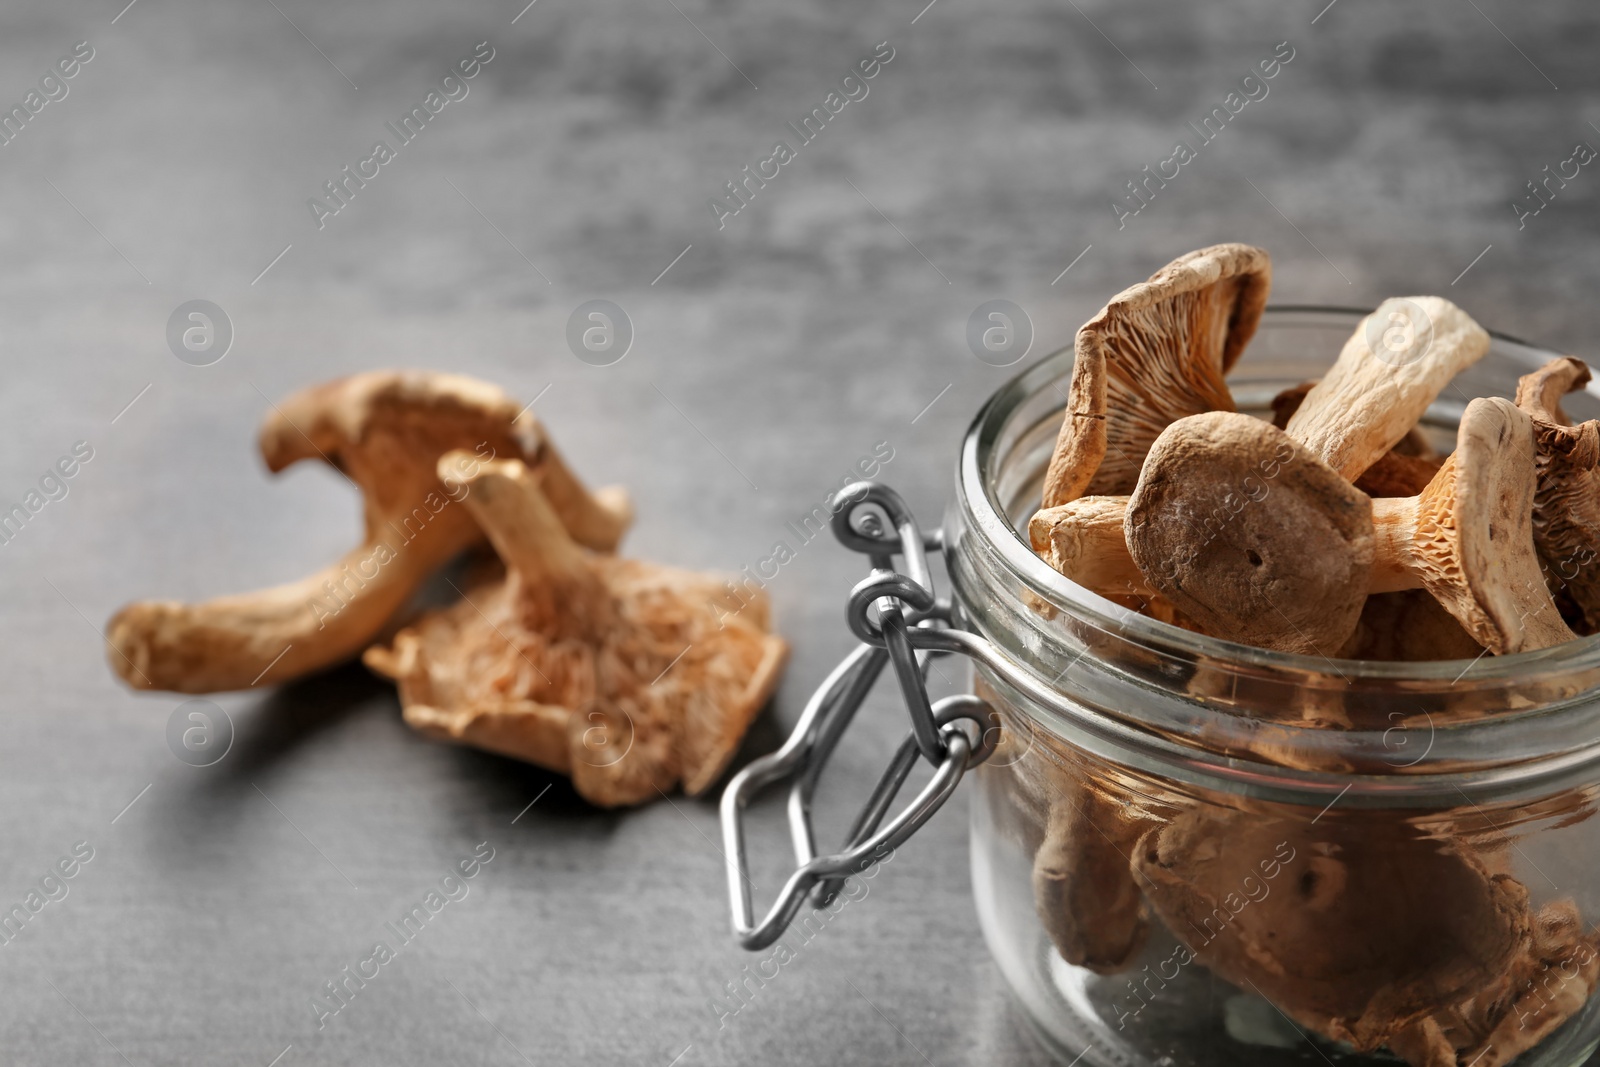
[4,0,1599,1064]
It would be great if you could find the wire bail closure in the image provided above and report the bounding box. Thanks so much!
[719,481,1000,950]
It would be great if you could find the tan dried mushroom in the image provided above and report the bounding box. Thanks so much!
[1048,399,1573,655]
[1040,243,1270,506]
[1515,356,1600,634]
[1033,779,1149,974]
[363,453,788,808]
[1284,296,1489,482]
[1134,808,1531,1055]
[1271,380,1442,498]
[1125,412,1376,655]
[1033,297,1486,640]
[106,372,631,693]
[1369,397,1577,653]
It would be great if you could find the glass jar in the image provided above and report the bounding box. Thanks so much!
[946,307,1600,1067]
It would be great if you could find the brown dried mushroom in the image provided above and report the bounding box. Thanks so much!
[1040,243,1270,506]
[364,453,788,807]
[1333,591,1483,662]
[1032,780,1148,974]
[1515,356,1600,634]
[1389,899,1600,1067]
[1370,397,1577,653]
[1124,412,1376,655]
[106,372,631,693]
[1284,296,1489,483]
[1047,400,1573,655]
[1134,808,1531,1055]
[1029,496,1153,600]
[1271,380,1442,499]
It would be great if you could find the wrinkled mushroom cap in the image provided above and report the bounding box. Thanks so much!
[1125,411,1374,655]
[1516,356,1591,427]
[259,371,540,526]
[1041,244,1270,506]
[259,370,631,552]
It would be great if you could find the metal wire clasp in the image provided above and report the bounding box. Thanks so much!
[719,482,999,950]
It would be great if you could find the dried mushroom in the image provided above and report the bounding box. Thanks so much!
[1272,379,1442,498]
[1515,356,1600,634]
[1389,900,1600,1067]
[1029,496,1152,599]
[1333,590,1483,662]
[1033,779,1148,974]
[106,371,631,693]
[1045,401,1573,655]
[1370,397,1577,654]
[364,453,788,807]
[1134,808,1531,1055]
[1124,412,1375,655]
[1284,297,1489,483]
[1040,243,1270,506]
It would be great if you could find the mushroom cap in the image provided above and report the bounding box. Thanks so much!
[258,370,630,552]
[1133,808,1531,1052]
[1041,244,1270,506]
[1125,411,1374,655]
[1516,355,1591,426]
[1410,397,1577,653]
[258,370,543,530]
[1515,357,1600,634]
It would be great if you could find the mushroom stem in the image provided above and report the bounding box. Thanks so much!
[1369,497,1419,594]
[1285,297,1489,482]
[1030,498,1153,598]
[108,527,470,693]
[521,432,633,554]
[107,372,634,694]
[443,453,594,594]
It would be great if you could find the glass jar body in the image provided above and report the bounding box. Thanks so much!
[948,308,1600,1067]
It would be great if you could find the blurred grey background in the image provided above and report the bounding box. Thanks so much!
[1,0,1596,1063]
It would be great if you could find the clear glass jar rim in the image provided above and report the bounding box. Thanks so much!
[958,304,1600,686]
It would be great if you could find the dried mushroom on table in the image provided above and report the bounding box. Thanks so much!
[104,371,787,808]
